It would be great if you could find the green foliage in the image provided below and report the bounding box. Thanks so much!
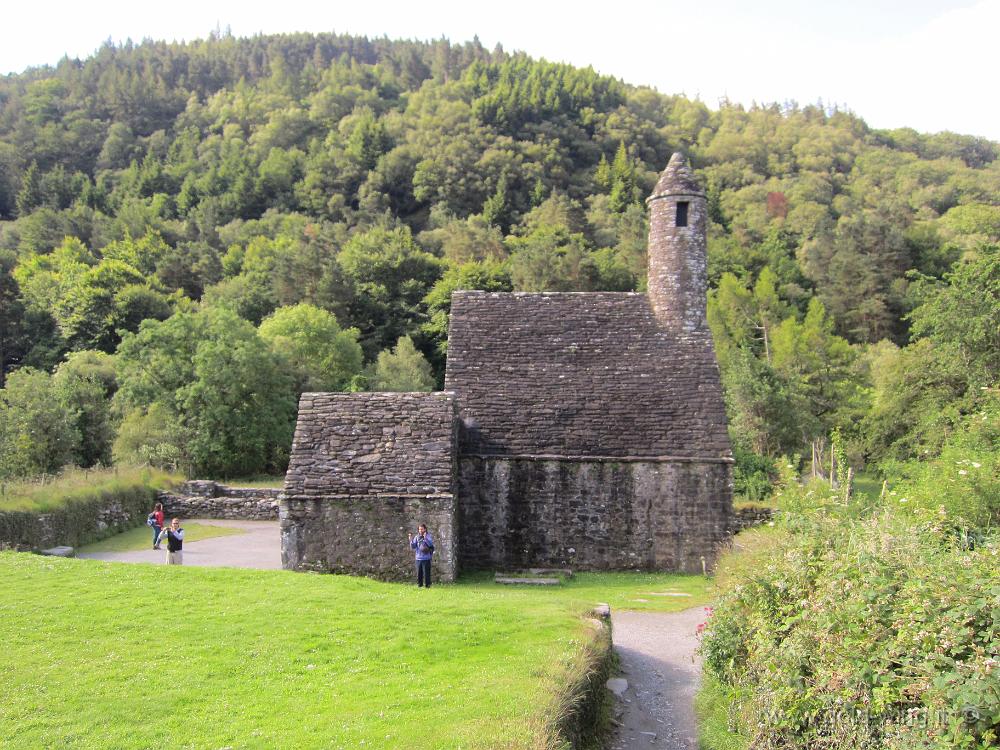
[0,31,997,482]
[720,347,800,458]
[0,368,77,479]
[938,204,1000,242]
[465,57,624,136]
[887,398,1000,529]
[695,674,750,750]
[111,402,183,470]
[371,335,436,392]
[732,446,777,502]
[115,307,296,476]
[704,513,999,749]
[702,404,1000,749]
[14,236,174,353]
[421,260,512,362]
[418,212,506,264]
[52,350,117,467]
[710,269,862,467]
[861,339,966,463]
[336,225,444,357]
[506,224,591,292]
[0,249,26,384]
[864,250,998,464]
[258,303,363,391]
[770,297,863,442]
[607,142,642,213]
[908,249,999,388]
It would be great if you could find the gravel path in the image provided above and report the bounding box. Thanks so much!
[609,606,707,749]
[77,519,282,569]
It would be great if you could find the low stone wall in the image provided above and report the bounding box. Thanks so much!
[730,505,775,533]
[549,605,614,748]
[0,488,158,551]
[157,480,280,521]
[458,457,733,573]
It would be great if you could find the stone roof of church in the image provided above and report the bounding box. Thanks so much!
[650,151,705,199]
[444,291,731,460]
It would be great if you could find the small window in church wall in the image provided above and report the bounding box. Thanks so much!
[676,201,689,227]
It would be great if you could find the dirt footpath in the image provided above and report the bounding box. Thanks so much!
[77,519,282,570]
[609,606,707,749]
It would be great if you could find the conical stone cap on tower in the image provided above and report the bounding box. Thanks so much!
[645,152,708,332]
[649,151,705,200]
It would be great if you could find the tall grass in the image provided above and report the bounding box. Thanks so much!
[0,466,182,550]
[0,466,180,513]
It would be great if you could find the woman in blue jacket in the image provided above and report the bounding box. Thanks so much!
[408,524,434,588]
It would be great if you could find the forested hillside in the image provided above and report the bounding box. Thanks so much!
[0,31,996,479]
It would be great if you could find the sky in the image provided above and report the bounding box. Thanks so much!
[2,0,997,141]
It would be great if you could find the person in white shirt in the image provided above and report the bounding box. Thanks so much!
[157,518,185,565]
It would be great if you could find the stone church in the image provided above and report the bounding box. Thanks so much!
[279,153,733,582]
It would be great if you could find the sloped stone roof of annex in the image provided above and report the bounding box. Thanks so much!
[443,291,732,460]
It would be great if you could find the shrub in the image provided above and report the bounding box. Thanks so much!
[701,509,1000,749]
[887,399,1000,530]
[732,446,777,503]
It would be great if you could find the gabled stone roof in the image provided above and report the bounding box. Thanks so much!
[282,392,456,500]
[444,291,731,459]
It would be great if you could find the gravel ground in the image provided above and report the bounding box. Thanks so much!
[609,606,708,749]
[77,519,282,569]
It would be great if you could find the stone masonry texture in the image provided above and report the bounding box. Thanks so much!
[444,292,730,460]
[458,458,732,573]
[280,152,733,577]
[159,481,281,521]
[647,152,709,333]
[280,392,457,581]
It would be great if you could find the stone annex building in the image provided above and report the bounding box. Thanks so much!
[279,153,733,582]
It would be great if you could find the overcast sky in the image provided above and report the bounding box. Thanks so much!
[3,0,997,141]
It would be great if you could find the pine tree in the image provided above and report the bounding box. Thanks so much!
[15,161,44,217]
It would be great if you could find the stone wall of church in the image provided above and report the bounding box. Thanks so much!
[457,457,732,573]
[280,493,456,581]
[280,391,458,582]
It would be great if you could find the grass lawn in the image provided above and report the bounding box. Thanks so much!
[852,471,885,502]
[461,570,713,613]
[79,522,247,553]
[1,553,712,749]
[206,475,286,489]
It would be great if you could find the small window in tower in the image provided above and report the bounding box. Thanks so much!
[676,201,689,227]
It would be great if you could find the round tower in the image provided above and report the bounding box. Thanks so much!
[646,152,708,332]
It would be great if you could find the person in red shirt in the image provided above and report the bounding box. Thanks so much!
[150,502,165,550]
